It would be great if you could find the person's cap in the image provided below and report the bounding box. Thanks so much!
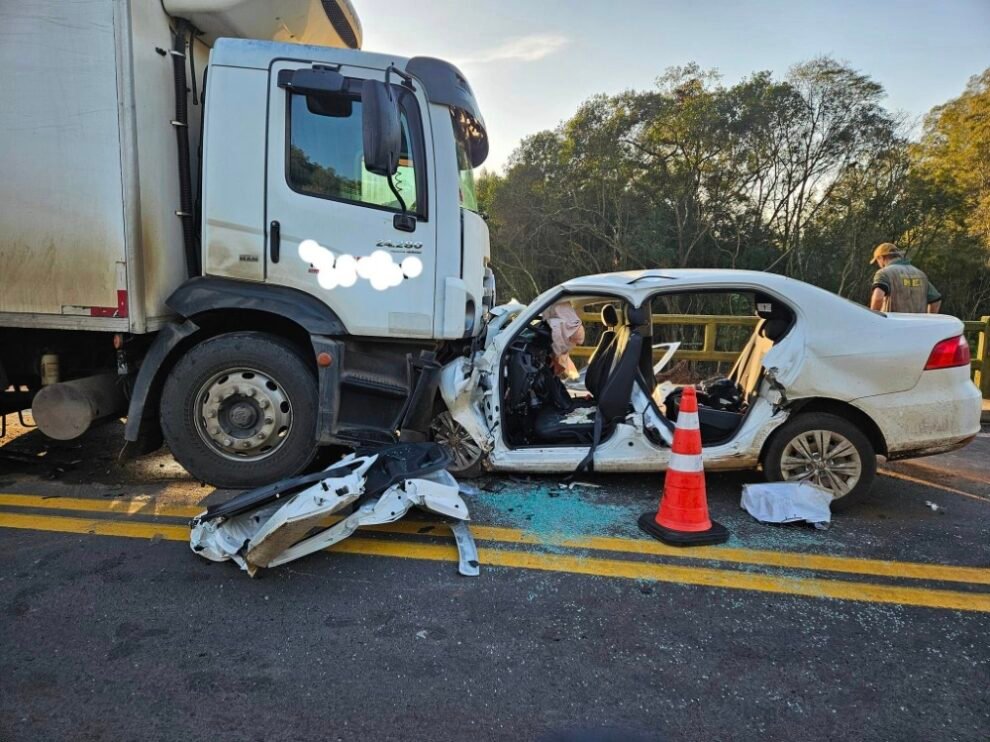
[871,242,902,265]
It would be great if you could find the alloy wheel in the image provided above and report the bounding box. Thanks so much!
[778,429,863,498]
[430,411,483,473]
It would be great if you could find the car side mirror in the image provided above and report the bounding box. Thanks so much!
[361,79,401,177]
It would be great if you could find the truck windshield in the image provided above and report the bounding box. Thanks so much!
[451,110,479,213]
[288,93,420,216]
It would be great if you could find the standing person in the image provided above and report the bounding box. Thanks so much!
[869,243,942,313]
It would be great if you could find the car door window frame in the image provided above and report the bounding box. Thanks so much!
[282,79,429,221]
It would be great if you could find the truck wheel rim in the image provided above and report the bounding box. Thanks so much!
[194,368,292,461]
[431,411,482,472]
[779,429,862,498]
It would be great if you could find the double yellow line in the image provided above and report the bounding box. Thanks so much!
[1,493,988,613]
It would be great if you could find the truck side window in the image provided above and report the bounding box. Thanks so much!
[286,92,422,216]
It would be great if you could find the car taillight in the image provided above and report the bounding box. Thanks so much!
[924,336,971,370]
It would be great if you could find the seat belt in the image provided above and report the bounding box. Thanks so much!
[572,367,667,476]
[571,315,638,477]
[572,410,605,475]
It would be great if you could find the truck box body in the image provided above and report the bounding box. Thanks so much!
[0,0,359,334]
[1,0,202,333]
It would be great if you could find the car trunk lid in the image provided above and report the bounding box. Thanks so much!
[865,313,967,395]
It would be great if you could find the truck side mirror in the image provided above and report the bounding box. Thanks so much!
[277,67,345,95]
[361,79,401,177]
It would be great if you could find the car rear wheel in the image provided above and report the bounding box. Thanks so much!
[160,332,319,488]
[763,413,877,512]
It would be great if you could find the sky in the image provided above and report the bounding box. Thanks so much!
[357,0,990,173]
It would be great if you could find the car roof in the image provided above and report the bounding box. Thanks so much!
[553,268,892,332]
[560,268,805,294]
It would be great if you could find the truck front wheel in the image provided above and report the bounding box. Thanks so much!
[160,332,319,488]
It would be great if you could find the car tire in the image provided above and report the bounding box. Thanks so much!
[160,331,319,489]
[430,409,484,479]
[763,412,877,512]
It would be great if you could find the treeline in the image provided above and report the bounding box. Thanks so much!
[478,59,990,319]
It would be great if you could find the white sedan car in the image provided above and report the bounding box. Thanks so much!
[436,269,982,510]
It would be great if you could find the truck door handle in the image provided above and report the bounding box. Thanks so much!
[270,220,281,263]
[393,214,417,233]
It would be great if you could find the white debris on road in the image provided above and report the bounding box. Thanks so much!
[190,445,480,578]
[740,481,833,526]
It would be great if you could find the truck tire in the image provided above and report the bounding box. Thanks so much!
[160,332,318,488]
[763,412,877,512]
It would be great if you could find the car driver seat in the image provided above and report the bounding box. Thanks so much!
[533,304,652,447]
[596,304,653,418]
[584,303,620,398]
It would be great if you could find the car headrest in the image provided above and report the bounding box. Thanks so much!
[761,318,791,342]
[626,304,651,327]
[753,294,792,342]
[600,304,619,328]
[754,293,790,320]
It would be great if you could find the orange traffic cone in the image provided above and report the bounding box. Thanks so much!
[638,386,729,546]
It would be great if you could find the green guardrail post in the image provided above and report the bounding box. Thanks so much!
[977,316,990,399]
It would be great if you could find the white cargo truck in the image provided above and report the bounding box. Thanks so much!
[0,0,494,486]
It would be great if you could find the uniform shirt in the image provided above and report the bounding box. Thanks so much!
[872,258,941,313]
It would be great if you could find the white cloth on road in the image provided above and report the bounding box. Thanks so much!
[740,482,832,525]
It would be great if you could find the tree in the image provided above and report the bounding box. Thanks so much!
[915,70,990,249]
[480,59,990,318]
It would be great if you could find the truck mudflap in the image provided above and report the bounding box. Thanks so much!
[189,443,479,577]
[122,318,200,447]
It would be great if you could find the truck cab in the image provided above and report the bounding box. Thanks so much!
[200,40,492,342]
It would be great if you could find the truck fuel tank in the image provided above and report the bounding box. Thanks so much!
[31,374,128,441]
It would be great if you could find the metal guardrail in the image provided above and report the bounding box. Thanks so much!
[572,312,990,398]
[963,316,990,398]
[573,312,757,365]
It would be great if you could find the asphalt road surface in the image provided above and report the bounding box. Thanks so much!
[1,419,988,742]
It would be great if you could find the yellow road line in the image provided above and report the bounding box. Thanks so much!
[2,493,988,586]
[1,510,988,613]
[0,494,203,519]
[374,521,990,586]
[0,511,189,540]
[345,541,990,614]
[879,469,990,503]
